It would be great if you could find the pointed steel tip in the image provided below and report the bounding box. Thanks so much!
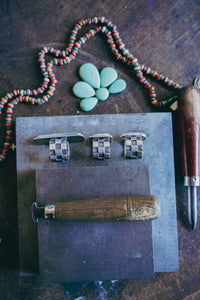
[187,185,198,231]
[188,219,197,231]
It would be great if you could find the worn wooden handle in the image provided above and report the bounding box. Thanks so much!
[179,86,200,177]
[53,195,160,222]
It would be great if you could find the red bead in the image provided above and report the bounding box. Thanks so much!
[113,31,119,37]
[101,26,106,33]
[140,64,145,70]
[43,47,48,53]
[85,33,90,39]
[8,103,14,108]
[59,59,64,65]
[149,86,155,91]
[116,53,121,60]
[47,90,53,97]
[1,97,8,103]
[7,93,12,99]
[106,20,111,27]
[94,17,98,24]
[146,67,151,74]
[140,77,146,83]
[134,65,140,71]
[65,57,71,63]
[55,50,60,56]
[42,83,48,89]
[110,43,116,49]
[72,29,78,35]
[75,24,82,30]
[75,42,81,48]
[145,82,150,88]
[4,142,10,147]
[53,58,58,65]
[152,71,157,77]
[105,31,111,37]
[13,100,18,105]
[164,76,169,82]
[70,35,76,41]
[149,93,156,98]
[115,38,122,44]
[37,87,43,94]
[43,95,48,102]
[69,54,75,60]
[167,80,173,86]
[89,29,95,37]
[107,37,113,43]
[136,72,143,78]
[51,79,57,84]
[151,99,158,105]
[173,83,179,89]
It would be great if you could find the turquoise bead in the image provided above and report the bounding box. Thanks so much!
[73,81,95,98]
[100,67,118,87]
[109,79,126,94]
[80,97,98,111]
[79,63,100,89]
[95,88,109,101]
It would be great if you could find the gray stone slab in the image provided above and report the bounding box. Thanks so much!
[16,113,178,274]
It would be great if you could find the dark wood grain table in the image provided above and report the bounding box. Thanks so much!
[0,0,200,299]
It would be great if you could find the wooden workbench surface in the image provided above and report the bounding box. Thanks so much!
[0,0,200,299]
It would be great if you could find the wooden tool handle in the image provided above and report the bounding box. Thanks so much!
[179,86,200,177]
[51,195,160,222]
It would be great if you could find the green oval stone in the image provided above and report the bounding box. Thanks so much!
[79,63,100,89]
[80,97,98,111]
[73,81,95,98]
[109,79,126,94]
[100,67,118,87]
[96,88,109,101]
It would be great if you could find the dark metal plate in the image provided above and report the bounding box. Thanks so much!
[36,165,154,281]
[16,113,178,276]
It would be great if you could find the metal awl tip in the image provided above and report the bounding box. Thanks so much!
[187,186,197,231]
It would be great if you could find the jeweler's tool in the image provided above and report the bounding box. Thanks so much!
[179,79,200,230]
[31,195,160,223]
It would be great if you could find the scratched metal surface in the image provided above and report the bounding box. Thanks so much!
[16,112,178,274]
[36,166,154,281]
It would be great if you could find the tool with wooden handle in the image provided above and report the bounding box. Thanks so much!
[32,195,160,223]
[179,82,200,230]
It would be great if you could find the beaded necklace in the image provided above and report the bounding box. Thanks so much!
[0,16,183,162]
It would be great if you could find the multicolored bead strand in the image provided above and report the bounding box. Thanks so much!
[0,16,183,162]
